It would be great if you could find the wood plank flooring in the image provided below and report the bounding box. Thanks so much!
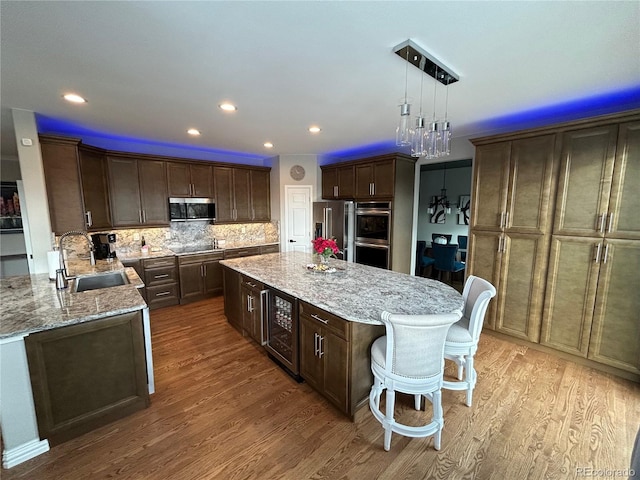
[4,296,639,479]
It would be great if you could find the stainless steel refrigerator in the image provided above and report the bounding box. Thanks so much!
[312,201,355,262]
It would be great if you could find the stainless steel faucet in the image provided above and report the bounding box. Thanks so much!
[58,230,96,287]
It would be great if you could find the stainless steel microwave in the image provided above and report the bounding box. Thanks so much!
[169,197,216,222]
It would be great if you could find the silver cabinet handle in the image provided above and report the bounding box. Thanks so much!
[156,291,171,297]
[154,274,169,279]
[594,243,602,263]
[607,213,614,233]
[598,213,606,233]
[318,335,325,358]
[259,290,268,345]
[142,210,147,223]
[603,243,610,264]
[314,332,319,356]
[504,211,509,228]
[139,210,142,223]
[333,185,338,197]
[311,313,328,324]
[200,264,204,277]
[85,211,93,227]
[499,212,505,228]
[497,236,503,253]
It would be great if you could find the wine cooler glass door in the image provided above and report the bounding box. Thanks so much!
[266,289,299,376]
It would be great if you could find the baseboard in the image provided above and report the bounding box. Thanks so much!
[2,438,50,469]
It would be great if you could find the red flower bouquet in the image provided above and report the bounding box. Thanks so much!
[311,237,339,262]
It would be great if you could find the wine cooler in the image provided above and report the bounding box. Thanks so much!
[265,288,299,378]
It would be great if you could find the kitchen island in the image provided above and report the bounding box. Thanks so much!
[220,251,463,418]
[0,260,150,469]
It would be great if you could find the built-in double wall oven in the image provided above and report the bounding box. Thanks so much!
[354,201,391,270]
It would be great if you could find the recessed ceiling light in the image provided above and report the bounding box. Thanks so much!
[264,142,273,148]
[63,93,86,103]
[308,126,321,133]
[187,128,201,136]
[219,103,237,112]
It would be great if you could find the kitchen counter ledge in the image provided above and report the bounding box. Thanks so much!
[220,251,463,324]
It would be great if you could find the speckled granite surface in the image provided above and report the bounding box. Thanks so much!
[1,260,147,339]
[220,252,463,325]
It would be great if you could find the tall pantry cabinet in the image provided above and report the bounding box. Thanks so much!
[469,111,640,378]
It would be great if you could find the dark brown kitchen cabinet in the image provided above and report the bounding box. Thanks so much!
[321,164,355,199]
[78,146,111,230]
[241,275,266,344]
[214,166,270,223]
[178,251,224,303]
[108,156,168,227]
[25,310,149,446]
[299,303,349,412]
[39,135,86,234]
[222,265,242,331]
[355,159,395,199]
[143,256,179,309]
[167,162,213,197]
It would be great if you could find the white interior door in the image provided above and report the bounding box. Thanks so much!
[285,186,312,253]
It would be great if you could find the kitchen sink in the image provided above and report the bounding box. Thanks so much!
[71,271,130,293]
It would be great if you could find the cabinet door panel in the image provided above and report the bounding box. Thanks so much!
[496,234,549,342]
[323,330,349,412]
[250,169,270,221]
[204,260,223,295]
[607,121,640,239]
[467,231,503,330]
[355,164,373,198]
[79,148,111,230]
[179,263,204,301]
[337,165,354,198]
[214,167,234,222]
[588,240,640,373]
[507,135,557,234]
[299,317,322,391]
[322,167,338,199]
[372,160,395,198]
[166,162,191,197]
[222,266,242,329]
[108,157,142,227]
[191,164,213,197]
[470,143,510,231]
[553,125,618,236]
[138,160,168,225]
[233,168,252,221]
[540,236,600,356]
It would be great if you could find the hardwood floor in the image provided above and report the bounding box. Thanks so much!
[4,296,639,479]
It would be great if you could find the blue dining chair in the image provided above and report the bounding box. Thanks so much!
[457,235,468,262]
[432,243,465,284]
[416,240,435,277]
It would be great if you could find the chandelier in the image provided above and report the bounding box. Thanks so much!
[393,40,458,159]
[427,165,452,215]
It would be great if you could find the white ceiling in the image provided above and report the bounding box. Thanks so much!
[2,1,639,162]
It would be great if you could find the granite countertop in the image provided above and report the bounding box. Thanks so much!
[117,242,279,261]
[220,252,463,325]
[0,259,147,339]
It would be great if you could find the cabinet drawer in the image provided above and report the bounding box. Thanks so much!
[241,274,264,291]
[224,246,261,259]
[146,283,179,309]
[260,244,280,254]
[299,301,350,340]
[144,266,178,286]
[143,256,176,269]
[178,251,224,265]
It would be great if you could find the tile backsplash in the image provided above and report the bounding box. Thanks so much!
[57,221,280,259]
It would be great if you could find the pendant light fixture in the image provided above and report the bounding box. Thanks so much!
[395,48,413,146]
[392,40,458,159]
[427,164,452,214]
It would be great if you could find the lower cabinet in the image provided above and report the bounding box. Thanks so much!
[25,311,149,446]
[143,256,180,309]
[223,266,243,331]
[541,237,640,374]
[241,275,266,344]
[178,252,224,304]
[299,301,384,417]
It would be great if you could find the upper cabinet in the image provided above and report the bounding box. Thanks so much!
[471,134,558,235]
[214,166,270,223]
[553,121,640,239]
[321,164,354,199]
[354,159,395,199]
[167,162,213,198]
[39,136,89,234]
[108,156,169,227]
[78,146,111,230]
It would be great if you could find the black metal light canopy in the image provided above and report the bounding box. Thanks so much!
[393,39,459,86]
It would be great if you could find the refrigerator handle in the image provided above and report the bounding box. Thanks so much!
[325,208,333,239]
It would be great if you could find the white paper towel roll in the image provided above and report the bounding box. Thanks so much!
[47,250,60,280]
